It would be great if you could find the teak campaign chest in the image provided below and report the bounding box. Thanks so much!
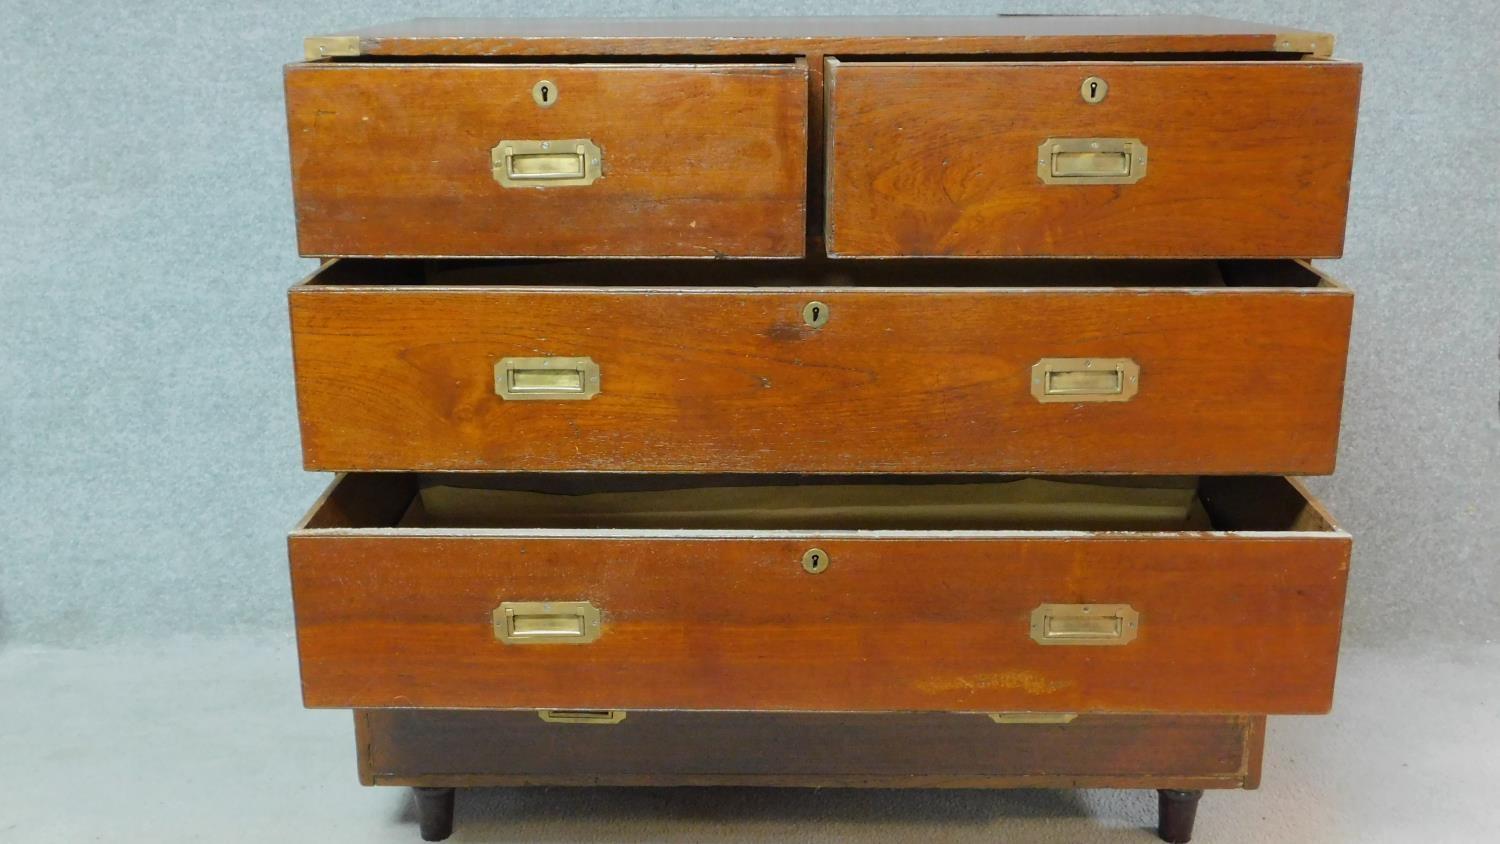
[283,15,1360,842]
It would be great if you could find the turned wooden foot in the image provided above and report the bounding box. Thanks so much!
[1157,789,1203,843]
[413,787,456,841]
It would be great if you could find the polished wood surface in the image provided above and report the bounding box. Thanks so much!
[286,63,807,258]
[827,60,1361,258]
[358,710,1262,789]
[290,474,1350,714]
[290,259,1351,474]
[314,16,1333,58]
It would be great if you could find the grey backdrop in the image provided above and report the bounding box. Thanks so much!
[1,0,1495,649]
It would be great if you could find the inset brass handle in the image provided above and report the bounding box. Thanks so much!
[1031,358,1139,403]
[1030,603,1139,646]
[538,710,626,724]
[494,601,602,645]
[1037,138,1147,185]
[988,713,1079,725]
[491,139,602,188]
[495,356,600,401]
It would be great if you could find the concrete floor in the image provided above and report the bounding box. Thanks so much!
[1,638,1496,843]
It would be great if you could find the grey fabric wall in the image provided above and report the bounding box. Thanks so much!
[1,0,1495,648]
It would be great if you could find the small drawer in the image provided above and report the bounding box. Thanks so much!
[290,473,1350,714]
[285,62,807,258]
[825,59,1361,257]
[357,709,1264,790]
[289,258,1352,474]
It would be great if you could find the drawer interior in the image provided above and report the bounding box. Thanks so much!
[299,257,1336,290]
[306,474,1337,534]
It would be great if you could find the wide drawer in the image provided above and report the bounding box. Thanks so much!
[290,473,1350,713]
[285,62,807,258]
[825,59,1361,257]
[290,258,1352,474]
[357,709,1263,790]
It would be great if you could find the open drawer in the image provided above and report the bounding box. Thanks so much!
[290,473,1350,714]
[289,258,1352,474]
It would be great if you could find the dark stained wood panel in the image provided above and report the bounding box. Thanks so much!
[826,60,1361,258]
[310,16,1333,58]
[286,63,807,258]
[290,490,1351,714]
[289,263,1352,474]
[359,710,1260,790]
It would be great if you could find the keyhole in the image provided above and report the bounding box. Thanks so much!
[1080,76,1107,104]
[811,306,820,321]
[1089,81,1098,98]
[802,300,829,328]
[801,547,829,574]
[532,79,558,108]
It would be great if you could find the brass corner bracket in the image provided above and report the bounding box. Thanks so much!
[1272,31,1335,58]
[304,36,360,61]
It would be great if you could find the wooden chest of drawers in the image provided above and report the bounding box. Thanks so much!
[283,15,1360,842]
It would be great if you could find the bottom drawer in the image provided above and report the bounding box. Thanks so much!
[291,473,1350,714]
[357,709,1263,790]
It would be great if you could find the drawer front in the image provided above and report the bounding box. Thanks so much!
[285,63,807,257]
[826,60,1361,257]
[358,709,1262,790]
[291,475,1350,714]
[290,263,1352,474]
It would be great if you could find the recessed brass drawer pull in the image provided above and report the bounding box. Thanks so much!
[491,139,602,188]
[494,601,602,645]
[1031,358,1139,403]
[538,710,627,725]
[1030,603,1139,646]
[987,713,1079,725]
[495,356,601,401]
[1037,137,1147,185]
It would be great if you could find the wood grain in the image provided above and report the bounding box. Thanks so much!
[826,60,1361,257]
[289,261,1352,474]
[286,63,807,258]
[315,15,1334,58]
[289,477,1351,714]
[357,710,1259,790]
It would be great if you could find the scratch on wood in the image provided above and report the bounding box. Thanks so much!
[917,670,1073,696]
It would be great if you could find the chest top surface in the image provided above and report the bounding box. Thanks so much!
[304,15,1334,60]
